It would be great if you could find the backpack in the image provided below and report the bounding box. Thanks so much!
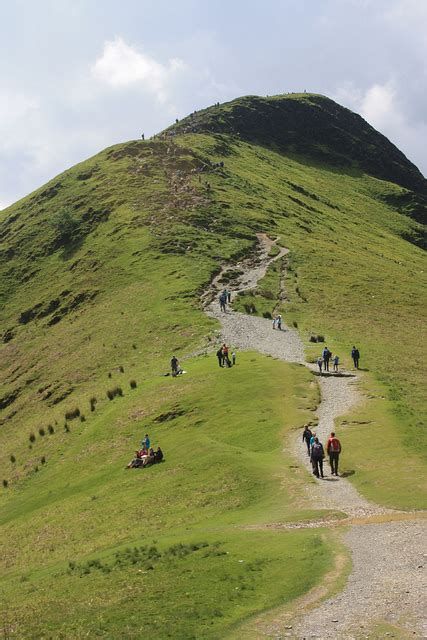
[312,443,323,459]
[329,437,340,452]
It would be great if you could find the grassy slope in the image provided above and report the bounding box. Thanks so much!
[0,94,425,635]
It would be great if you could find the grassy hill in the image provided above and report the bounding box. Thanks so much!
[0,93,425,637]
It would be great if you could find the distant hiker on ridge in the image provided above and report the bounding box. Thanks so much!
[351,346,360,369]
[326,432,341,476]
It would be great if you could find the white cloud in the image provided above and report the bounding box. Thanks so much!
[90,37,186,101]
[333,80,427,174]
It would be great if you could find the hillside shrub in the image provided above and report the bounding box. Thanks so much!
[41,456,46,465]
[48,424,55,434]
[65,407,80,421]
[119,366,124,373]
[29,433,36,443]
[309,335,317,343]
[80,415,86,422]
[130,380,137,389]
[38,427,46,437]
[3,479,8,488]
[293,321,298,328]
[263,311,272,319]
[89,396,97,412]
[107,386,123,400]
[64,423,70,432]
[317,335,325,343]
[10,455,16,463]
[51,207,79,245]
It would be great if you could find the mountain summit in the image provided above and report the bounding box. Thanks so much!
[170,93,426,195]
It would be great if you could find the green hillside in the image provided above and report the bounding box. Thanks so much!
[0,93,425,637]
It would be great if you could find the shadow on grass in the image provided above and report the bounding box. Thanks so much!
[340,470,355,478]
[312,371,357,378]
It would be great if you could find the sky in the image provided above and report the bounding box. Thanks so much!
[1,0,426,209]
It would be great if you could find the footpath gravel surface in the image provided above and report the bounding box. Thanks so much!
[203,234,426,639]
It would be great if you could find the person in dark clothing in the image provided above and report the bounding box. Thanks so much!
[219,293,226,313]
[302,425,313,455]
[227,290,231,303]
[326,432,342,476]
[155,447,163,462]
[322,347,331,372]
[216,347,224,367]
[351,346,360,369]
[310,437,325,478]
[171,355,179,375]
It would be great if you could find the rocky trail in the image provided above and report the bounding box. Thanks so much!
[203,234,426,639]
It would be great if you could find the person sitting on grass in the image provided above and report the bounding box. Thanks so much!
[155,446,164,462]
[143,448,156,467]
[126,449,144,468]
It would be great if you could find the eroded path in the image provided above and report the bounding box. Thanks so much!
[203,234,426,639]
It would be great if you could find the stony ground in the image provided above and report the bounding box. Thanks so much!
[204,234,426,639]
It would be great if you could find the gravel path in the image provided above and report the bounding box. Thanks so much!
[203,234,426,638]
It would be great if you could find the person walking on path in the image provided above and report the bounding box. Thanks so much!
[310,437,325,478]
[351,346,360,369]
[277,314,282,330]
[326,432,342,476]
[272,317,277,330]
[227,290,231,303]
[222,343,231,367]
[333,355,339,372]
[216,347,224,367]
[302,425,313,455]
[317,356,323,374]
[231,351,236,365]
[171,355,179,375]
[219,293,226,313]
[322,346,331,372]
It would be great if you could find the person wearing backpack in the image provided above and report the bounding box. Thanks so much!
[322,347,331,372]
[326,432,342,476]
[302,425,312,455]
[310,437,325,478]
[351,346,360,369]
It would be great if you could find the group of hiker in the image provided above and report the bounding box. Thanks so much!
[219,289,232,312]
[302,426,342,478]
[216,343,236,368]
[317,345,361,373]
[126,433,164,469]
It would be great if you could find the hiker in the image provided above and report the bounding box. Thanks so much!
[310,437,325,478]
[141,434,150,450]
[216,346,224,367]
[155,446,164,462]
[143,448,156,467]
[309,431,316,448]
[126,448,145,468]
[333,355,339,372]
[231,351,236,365]
[171,355,179,376]
[141,133,145,140]
[351,346,360,369]
[227,290,231,303]
[302,425,312,455]
[222,343,231,367]
[272,317,277,330]
[219,293,227,313]
[277,315,282,330]
[326,432,342,476]
[322,347,331,372]
[317,356,323,373]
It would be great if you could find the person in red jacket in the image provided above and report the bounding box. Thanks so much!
[326,432,342,476]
